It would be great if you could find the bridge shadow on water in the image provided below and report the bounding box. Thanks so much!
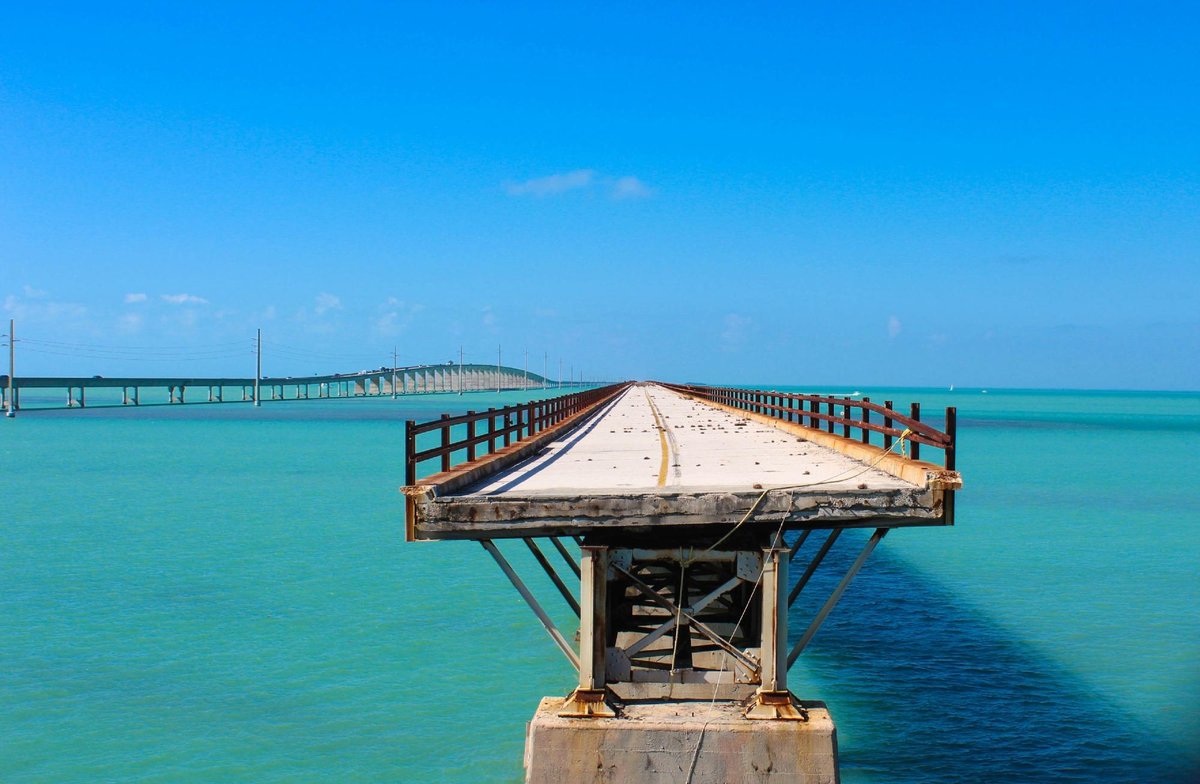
[787,532,1198,784]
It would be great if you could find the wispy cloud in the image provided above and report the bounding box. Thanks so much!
[888,315,902,339]
[611,176,653,200]
[23,285,47,299]
[117,313,143,333]
[124,292,148,304]
[314,292,342,315]
[4,293,87,322]
[375,297,424,336]
[505,169,595,197]
[161,293,208,305]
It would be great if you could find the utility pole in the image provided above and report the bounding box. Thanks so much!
[254,328,262,407]
[558,358,562,389]
[524,349,528,390]
[570,364,574,389]
[543,352,548,389]
[458,345,464,395]
[5,318,14,418]
[496,345,502,393]
[392,346,398,399]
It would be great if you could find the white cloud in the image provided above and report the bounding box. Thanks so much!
[314,292,342,315]
[124,292,148,304]
[481,305,497,331]
[117,313,144,333]
[4,293,87,322]
[504,170,655,201]
[611,176,653,200]
[887,315,902,339]
[23,285,47,298]
[161,293,209,305]
[375,297,424,336]
[505,169,595,197]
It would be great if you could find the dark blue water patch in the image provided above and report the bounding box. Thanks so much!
[787,531,1198,784]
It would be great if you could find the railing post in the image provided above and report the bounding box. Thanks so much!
[910,402,921,460]
[842,403,851,438]
[884,400,894,450]
[487,407,497,454]
[405,420,416,486]
[826,397,834,433]
[860,397,870,444]
[945,407,956,470]
[466,411,477,461]
[440,414,451,472]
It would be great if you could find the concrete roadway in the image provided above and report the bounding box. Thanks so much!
[469,384,915,496]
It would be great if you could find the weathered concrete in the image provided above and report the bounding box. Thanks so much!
[525,697,838,784]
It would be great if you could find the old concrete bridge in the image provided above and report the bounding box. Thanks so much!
[403,381,960,783]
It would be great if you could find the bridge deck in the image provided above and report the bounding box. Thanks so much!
[407,384,958,540]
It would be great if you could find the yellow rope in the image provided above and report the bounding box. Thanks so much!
[698,428,914,558]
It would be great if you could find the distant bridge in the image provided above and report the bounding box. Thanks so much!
[0,363,568,412]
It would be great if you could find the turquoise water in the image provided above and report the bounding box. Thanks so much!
[2,387,1197,782]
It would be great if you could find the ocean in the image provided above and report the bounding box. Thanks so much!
[2,386,1197,783]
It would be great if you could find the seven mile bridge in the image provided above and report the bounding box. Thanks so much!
[402,381,960,784]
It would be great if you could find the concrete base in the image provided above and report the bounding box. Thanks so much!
[525,696,838,784]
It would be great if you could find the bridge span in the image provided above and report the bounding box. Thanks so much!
[402,381,960,782]
[0,363,559,412]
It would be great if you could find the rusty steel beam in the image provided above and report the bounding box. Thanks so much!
[787,528,889,668]
[523,538,580,617]
[480,540,579,671]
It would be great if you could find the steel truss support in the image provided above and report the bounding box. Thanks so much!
[787,528,889,668]
[523,538,580,617]
[788,529,842,606]
[480,540,579,670]
[476,525,894,724]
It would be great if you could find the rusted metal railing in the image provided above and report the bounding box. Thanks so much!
[405,382,632,485]
[657,382,956,469]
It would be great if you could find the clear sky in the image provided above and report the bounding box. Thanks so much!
[2,2,1197,389]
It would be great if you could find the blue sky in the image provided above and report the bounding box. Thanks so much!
[2,2,1197,389]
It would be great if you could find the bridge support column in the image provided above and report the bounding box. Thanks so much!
[524,537,836,784]
[745,547,806,720]
[559,546,616,718]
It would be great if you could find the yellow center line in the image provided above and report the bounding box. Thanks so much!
[643,387,670,487]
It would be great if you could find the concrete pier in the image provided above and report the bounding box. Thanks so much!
[525,698,838,784]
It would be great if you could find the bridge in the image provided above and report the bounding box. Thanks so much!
[0,363,562,412]
[402,381,959,783]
